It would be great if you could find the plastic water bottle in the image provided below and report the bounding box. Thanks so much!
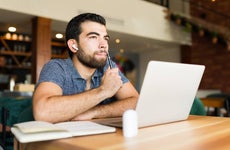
[9,77,15,91]
[122,109,138,137]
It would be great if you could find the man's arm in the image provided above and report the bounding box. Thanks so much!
[33,82,110,123]
[33,68,136,123]
[71,82,139,120]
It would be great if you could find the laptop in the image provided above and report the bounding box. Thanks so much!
[98,61,205,128]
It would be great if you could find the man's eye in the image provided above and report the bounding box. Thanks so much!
[105,37,110,41]
[89,36,97,39]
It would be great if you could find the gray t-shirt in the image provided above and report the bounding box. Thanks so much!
[37,58,129,104]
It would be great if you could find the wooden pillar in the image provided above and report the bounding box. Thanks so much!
[31,17,51,83]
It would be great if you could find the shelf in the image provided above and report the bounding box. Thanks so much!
[0,35,68,70]
[0,35,32,69]
[51,41,66,47]
[2,38,31,43]
[0,51,31,56]
[4,65,31,69]
[52,54,68,59]
[51,40,68,59]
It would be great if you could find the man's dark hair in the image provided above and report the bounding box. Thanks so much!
[65,13,106,58]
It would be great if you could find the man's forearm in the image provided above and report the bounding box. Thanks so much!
[94,97,137,118]
[72,96,138,120]
[33,86,111,123]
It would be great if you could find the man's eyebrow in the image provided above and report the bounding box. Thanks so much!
[86,32,99,36]
[86,32,110,39]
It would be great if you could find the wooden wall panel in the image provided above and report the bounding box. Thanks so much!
[31,17,51,83]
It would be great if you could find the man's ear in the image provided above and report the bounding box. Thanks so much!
[67,39,78,53]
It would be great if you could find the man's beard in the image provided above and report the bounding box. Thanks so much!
[76,49,107,68]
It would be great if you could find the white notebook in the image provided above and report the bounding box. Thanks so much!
[11,120,116,143]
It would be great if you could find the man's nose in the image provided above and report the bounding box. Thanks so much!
[99,39,108,49]
[99,43,107,49]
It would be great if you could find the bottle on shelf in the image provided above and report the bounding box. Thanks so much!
[9,76,15,91]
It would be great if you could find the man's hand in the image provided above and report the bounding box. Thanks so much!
[100,68,123,97]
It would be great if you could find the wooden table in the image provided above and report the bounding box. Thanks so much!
[14,115,230,150]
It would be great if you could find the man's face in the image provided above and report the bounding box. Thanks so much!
[76,21,110,68]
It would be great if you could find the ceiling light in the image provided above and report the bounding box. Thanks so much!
[55,33,63,39]
[8,26,16,32]
[115,39,120,44]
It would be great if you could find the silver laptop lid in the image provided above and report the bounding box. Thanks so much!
[136,61,205,128]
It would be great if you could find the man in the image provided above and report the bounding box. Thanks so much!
[33,13,139,123]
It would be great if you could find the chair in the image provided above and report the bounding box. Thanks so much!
[17,106,34,123]
[0,107,7,150]
[190,97,206,116]
[0,97,32,150]
[206,93,230,116]
[0,107,13,150]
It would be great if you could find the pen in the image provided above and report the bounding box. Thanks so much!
[107,52,113,69]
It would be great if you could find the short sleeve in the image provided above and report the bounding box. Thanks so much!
[37,60,66,89]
